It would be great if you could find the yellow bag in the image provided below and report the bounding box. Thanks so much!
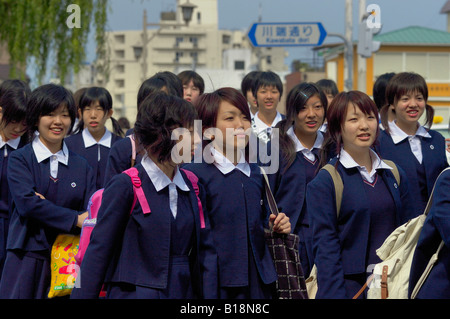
[48,234,80,298]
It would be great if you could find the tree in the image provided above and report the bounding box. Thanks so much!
[0,0,109,84]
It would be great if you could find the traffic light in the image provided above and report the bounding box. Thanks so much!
[357,20,381,58]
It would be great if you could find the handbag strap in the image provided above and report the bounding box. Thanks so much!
[259,167,279,216]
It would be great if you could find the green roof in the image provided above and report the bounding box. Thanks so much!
[374,26,450,45]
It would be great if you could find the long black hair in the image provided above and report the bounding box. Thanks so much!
[276,82,327,171]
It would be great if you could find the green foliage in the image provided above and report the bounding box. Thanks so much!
[0,0,109,84]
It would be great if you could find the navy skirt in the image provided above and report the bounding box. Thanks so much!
[105,255,195,299]
[0,250,51,299]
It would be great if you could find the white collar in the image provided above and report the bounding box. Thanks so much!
[339,148,392,182]
[0,135,21,150]
[211,148,251,177]
[32,135,69,165]
[253,111,283,131]
[141,154,189,192]
[82,127,112,148]
[388,121,431,144]
[286,126,323,152]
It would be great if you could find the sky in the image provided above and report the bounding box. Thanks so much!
[88,0,448,66]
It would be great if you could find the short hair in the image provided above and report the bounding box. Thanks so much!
[372,72,395,110]
[178,70,205,95]
[381,72,434,133]
[252,71,283,98]
[134,92,197,164]
[241,71,261,95]
[316,79,338,97]
[195,87,250,131]
[27,84,77,134]
[137,71,183,108]
[324,91,379,165]
[0,79,31,126]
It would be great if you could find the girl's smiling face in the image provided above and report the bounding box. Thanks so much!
[341,103,378,155]
[38,103,72,153]
[294,94,325,137]
[393,90,426,131]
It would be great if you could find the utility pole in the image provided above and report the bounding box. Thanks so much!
[358,0,367,93]
[344,0,353,91]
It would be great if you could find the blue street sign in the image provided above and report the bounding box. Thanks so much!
[247,22,327,47]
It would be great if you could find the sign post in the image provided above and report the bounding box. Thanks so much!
[247,22,327,47]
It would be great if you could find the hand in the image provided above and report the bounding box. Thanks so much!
[269,212,291,234]
[77,212,88,228]
[35,192,45,199]
[446,138,450,153]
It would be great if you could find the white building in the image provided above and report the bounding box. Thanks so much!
[95,0,289,123]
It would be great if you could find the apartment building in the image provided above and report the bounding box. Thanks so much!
[96,0,288,123]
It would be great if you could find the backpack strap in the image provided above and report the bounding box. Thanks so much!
[123,167,151,214]
[322,164,344,218]
[382,160,400,186]
[127,135,136,167]
[180,168,205,229]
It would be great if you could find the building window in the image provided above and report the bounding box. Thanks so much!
[234,61,245,70]
[189,37,198,47]
[175,51,184,62]
[115,79,125,88]
[266,56,272,64]
[197,12,201,24]
[114,94,124,104]
[114,34,125,44]
[374,52,450,82]
[115,50,125,59]
[116,64,125,73]
[222,35,230,45]
[175,37,184,47]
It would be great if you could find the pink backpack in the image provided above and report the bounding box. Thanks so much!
[75,167,204,266]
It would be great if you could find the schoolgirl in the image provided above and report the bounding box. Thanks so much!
[409,167,450,298]
[103,72,183,185]
[377,72,449,216]
[183,87,291,299]
[177,70,205,104]
[267,82,328,277]
[0,84,96,299]
[306,91,415,299]
[0,79,31,280]
[71,92,217,299]
[65,87,123,190]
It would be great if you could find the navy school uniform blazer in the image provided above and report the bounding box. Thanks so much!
[183,162,278,287]
[70,165,218,299]
[6,144,96,252]
[376,129,449,215]
[306,157,416,299]
[0,136,27,218]
[65,131,123,190]
[103,135,143,186]
[409,168,450,298]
